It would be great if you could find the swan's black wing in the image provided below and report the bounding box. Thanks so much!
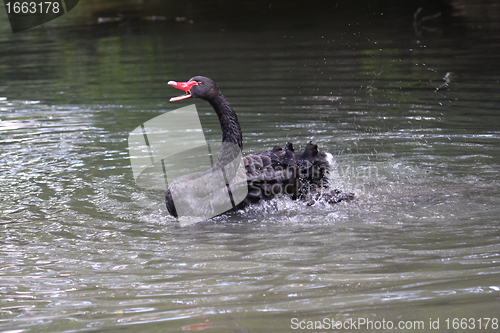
[242,144,299,204]
[241,142,352,206]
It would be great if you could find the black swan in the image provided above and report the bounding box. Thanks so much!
[165,76,353,220]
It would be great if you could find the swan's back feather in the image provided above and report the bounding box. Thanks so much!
[240,142,333,206]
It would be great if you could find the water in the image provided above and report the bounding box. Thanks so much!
[1,7,500,333]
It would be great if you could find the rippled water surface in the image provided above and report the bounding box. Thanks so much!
[1,6,500,333]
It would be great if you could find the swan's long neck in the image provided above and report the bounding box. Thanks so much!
[209,92,243,150]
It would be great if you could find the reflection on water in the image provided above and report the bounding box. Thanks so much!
[1,5,500,333]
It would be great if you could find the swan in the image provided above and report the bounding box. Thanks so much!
[165,76,353,219]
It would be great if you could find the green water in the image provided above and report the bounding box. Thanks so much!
[1,5,500,333]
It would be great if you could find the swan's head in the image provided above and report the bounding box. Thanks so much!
[168,76,219,102]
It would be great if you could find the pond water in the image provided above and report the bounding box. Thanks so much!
[1,6,500,333]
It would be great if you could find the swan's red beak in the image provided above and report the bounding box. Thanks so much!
[168,80,199,102]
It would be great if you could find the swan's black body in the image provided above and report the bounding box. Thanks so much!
[166,76,353,217]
